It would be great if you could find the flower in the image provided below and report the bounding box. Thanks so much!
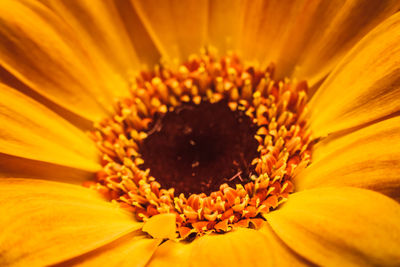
[1,0,400,266]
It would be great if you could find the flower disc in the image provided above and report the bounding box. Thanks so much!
[89,52,312,239]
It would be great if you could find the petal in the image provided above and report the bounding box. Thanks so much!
[148,226,309,267]
[237,0,400,81]
[309,12,400,137]
[0,0,114,121]
[190,228,304,267]
[142,213,177,240]
[39,0,158,98]
[112,0,161,66]
[290,0,400,84]
[295,116,400,201]
[0,65,92,129]
[0,83,100,172]
[40,0,141,74]
[58,234,160,267]
[0,178,143,266]
[265,187,400,266]
[238,0,310,67]
[257,224,311,266]
[190,228,270,267]
[131,0,209,61]
[147,240,193,267]
[207,0,244,54]
[0,153,94,184]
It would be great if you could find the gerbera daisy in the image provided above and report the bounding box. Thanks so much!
[1,0,400,266]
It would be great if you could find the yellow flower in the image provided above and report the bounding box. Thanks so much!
[1,0,400,266]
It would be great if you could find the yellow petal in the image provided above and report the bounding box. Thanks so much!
[61,234,160,267]
[0,65,92,129]
[0,0,113,121]
[0,83,100,172]
[265,187,400,266]
[148,226,309,267]
[142,213,177,240]
[41,0,139,73]
[147,240,193,267]
[0,153,94,184]
[257,224,311,266]
[111,0,161,66]
[309,12,400,137]
[295,116,400,201]
[0,178,142,266]
[207,0,244,54]
[132,0,208,61]
[291,0,400,84]
[190,228,296,267]
[237,0,400,81]
[238,0,307,67]
[39,0,157,99]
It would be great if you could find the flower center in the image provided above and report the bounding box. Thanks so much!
[88,52,312,239]
[140,100,259,195]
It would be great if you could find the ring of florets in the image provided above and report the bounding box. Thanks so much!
[87,52,312,239]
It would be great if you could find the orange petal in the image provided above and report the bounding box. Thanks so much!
[309,12,400,137]
[295,116,400,201]
[0,178,143,266]
[265,187,400,266]
[59,234,160,267]
[132,0,208,61]
[0,0,113,121]
[0,83,100,172]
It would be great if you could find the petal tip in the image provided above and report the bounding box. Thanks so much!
[142,213,177,240]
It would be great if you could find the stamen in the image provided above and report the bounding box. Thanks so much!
[88,52,312,239]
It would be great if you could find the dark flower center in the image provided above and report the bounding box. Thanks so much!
[140,100,259,195]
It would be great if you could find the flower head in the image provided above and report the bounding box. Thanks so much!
[1,0,400,266]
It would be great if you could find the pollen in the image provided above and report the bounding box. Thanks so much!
[88,51,312,239]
